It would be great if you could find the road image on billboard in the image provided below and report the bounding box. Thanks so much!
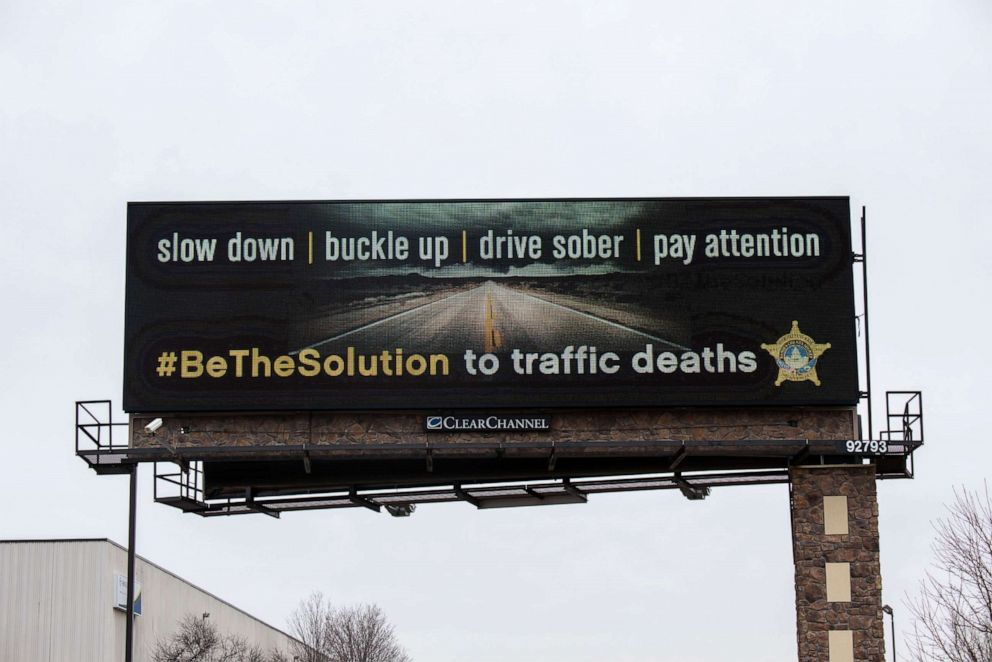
[124,198,858,412]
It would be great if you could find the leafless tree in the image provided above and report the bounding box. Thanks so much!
[152,615,218,662]
[152,613,289,662]
[325,604,411,662]
[289,592,333,662]
[289,593,411,662]
[909,485,992,662]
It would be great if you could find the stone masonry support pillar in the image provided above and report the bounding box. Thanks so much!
[790,465,886,662]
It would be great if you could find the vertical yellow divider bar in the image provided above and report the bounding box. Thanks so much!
[308,231,314,265]
[636,229,642,262]
[462,230,467,263]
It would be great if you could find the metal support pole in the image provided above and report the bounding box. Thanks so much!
[125,463,137,662]
[861,207,874,440]
[890,610,897,661]
[883,604,896,661]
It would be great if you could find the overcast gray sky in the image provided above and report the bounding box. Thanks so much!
[2,1,990,660]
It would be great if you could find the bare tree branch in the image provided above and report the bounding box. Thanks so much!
[289,591,333,662]
[909,484,992,661]
[288,594,411,662]
[153,613,289,662]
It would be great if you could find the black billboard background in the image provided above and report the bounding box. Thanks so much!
[124,198,858,412]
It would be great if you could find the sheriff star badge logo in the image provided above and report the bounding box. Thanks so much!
[761,321,831,386]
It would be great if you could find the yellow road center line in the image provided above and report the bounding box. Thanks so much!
[636,228,641,262]
[484,292,500,352]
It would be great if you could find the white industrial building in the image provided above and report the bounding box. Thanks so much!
[0,538,297,661]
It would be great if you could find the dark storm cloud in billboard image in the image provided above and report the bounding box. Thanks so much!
[123,197,858,412]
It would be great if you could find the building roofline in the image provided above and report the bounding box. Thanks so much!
[0,537,112,544]
[0,538,299,644]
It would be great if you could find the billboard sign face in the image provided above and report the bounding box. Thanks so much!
[124,198,858,412]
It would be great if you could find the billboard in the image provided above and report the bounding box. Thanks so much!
[124,198,858,412]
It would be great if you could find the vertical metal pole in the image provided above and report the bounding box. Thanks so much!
[125,463,137,662]
[860,206,874,440]
[891,611,897,661]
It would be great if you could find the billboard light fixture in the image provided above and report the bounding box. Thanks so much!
[144,418,163,434]
[385,504,416,517]
[674,473,710,501]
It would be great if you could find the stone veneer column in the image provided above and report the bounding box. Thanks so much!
[790,465,886,662]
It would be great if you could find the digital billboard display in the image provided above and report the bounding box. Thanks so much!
[124,198,858,412]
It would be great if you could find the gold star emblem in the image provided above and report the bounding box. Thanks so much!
[760,321,831,386]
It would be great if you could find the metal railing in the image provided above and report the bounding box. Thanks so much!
[75,400,131,474]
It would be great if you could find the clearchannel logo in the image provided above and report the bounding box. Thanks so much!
[424,415,552,432]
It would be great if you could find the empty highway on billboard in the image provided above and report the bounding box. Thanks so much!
[301,281,685,355]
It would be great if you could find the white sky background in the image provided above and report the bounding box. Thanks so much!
[1,1,990,660]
